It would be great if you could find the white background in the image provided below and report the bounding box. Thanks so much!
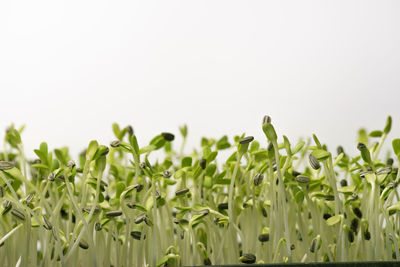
[0,0,399,159]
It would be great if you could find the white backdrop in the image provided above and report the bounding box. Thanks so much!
[0,0,399,159]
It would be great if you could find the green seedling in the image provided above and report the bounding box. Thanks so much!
[0,117,398,266]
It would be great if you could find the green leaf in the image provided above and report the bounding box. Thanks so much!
[116,182,126,198]
[326,214,342,226]
[283,135,291,155]
[112,123,122,140]
[31,163,50,170]
[129,135,140,155]
[216,135,230,150]
[34,143,48,165]
[294,191,304,204]
[86,140,99,161]
[205,151,218,163]
[118,142,132,153]
[139,145,156,154]
[292,141,305,155]
[333,153,344,167]
[174,169,186,179]
[12,129,21,144]
[203,176,213,189]
[384,116,392,134]
[392,139,400,159]
[54,148,68,165]
[249,140,260,152]
[92,145,109,161]
[338,185,356,194]
[205,164,217,177]
[252,150,268,162]
[2,168,23,192]
[369,130,382,138]
[215,177,230,185]
[181,157,192,168]
[358,129,369,145]
[127,203,147,212]
[262,123,277,141]
[312,134,322,148]
[357,143,372,166]
[179,124,188,138]
[311,149,331,161]
[149,135,166,150]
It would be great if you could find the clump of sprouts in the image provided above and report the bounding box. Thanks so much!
[0,117,399,266]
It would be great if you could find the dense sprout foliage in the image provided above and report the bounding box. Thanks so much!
[0,116,400,267]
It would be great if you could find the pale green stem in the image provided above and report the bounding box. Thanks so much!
[272,140,292,262]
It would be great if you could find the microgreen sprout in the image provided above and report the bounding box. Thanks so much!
[0,117,399,266]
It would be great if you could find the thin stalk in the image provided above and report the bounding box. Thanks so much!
[271,140,292,262]
[64,179,97,267]
[373,132,387,161]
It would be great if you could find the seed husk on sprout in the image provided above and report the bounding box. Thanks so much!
[43,216,53,230]
[105,210,122,218]
[161,132,175,141]
[2,200,12,215]
[310,238,317,253]
[240,253,256,264]
[253,173,264,186]
[359,170,373,178]
[352,207,362,218]
[376,166,392,175]
[79,239,89,249]
[218,203,228,210]
[296,175,311,184]
[323,213,332,220]
[364,230,371,240]
[126,125,134,135]
[347,230,355,243]
[67,160,76,168]
[309,154,321,170]
[198,209,210,215]
[83,206,100,214]
[337,146,345,155]
[25,193,34,205]
[139,162,146,169]
[262,115,272,124]
[48,173,56,181]
[350,218,359,233]
[325,195,334,201]
[199,158,206,170]
[110,140,120,147]
[95,222,102,231]
[175,188,189,196]
[204,258,212,265]
[0,161,15,170]
[258,233,269,242]
[130,231,143,240]
[134,213,147,224]
[162,170,171,178]
[261,207,268,217]
[11,209,25,220]
[239,136,254,144]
